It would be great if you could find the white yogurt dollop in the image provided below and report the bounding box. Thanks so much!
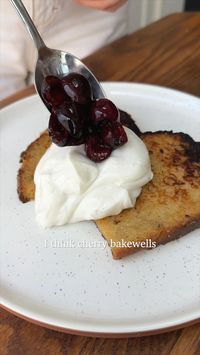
[34,128,153,227]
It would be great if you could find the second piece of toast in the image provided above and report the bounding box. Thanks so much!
[96,131,200,258]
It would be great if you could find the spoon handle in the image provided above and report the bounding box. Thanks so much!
[10,0,45,50]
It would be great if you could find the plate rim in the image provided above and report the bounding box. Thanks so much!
[1,304,200,338]
[1,82,200,117]
[1,82,200,336]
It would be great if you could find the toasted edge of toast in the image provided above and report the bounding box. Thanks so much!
[96,131,200,258]
[17,130,51,203]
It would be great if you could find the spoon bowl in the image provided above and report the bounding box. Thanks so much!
[10,0,105,110]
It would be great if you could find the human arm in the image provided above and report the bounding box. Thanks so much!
[74,0,128,12]
[0,1,29,99]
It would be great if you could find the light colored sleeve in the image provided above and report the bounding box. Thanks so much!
[0,0,31,100]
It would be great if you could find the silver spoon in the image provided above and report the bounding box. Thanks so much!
[10,0,105,109]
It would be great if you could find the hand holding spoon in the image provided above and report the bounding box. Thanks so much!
[10,0,105,110]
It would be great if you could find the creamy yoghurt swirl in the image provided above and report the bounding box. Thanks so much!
[34,128,153,227]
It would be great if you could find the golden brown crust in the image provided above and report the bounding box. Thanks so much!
[108,218,200,259]
[96,132,200,258]
[17,129,200,259]
[17,130,51,203]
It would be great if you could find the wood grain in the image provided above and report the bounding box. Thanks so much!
[84,13,200,97]
[0,309,200,355]
[1,12,200,355]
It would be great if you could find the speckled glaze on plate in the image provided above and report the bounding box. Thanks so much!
[1,83,200,336]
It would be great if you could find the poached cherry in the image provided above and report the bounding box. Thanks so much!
[90,99,119,125]
[62,73,92,104]
[48,113,69,147]
[53,101,86,138]
[41,75,67,108]
[49,113,85,146]
[101,121,128,149]
[44,73,129,162]
[85,135,112,162]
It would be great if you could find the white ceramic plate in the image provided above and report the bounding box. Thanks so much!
[1,83,200,336]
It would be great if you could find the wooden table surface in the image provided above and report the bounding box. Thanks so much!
[1,12,200,355]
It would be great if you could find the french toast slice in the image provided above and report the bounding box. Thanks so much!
[17,129,200,259]
[96,132,200,258]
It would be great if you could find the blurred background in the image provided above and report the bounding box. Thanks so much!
[0,0,200,100]
[127,0,200,33]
